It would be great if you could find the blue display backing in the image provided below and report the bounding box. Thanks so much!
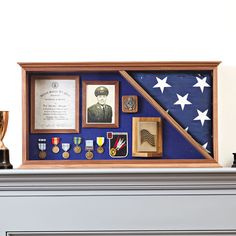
[28,72,205,160]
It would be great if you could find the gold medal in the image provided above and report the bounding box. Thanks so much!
[39,151,46,160]
[85,140,94,159]
[85,150,94,159]
[73,145,81,154]
[52,145,60,154]
[62,151,70,159]
[51,137,60,153]
[97,146,104,154]
[110,148,117,156]
[73,137,82,154]
[62,143,70,159]
[96,137,105,154]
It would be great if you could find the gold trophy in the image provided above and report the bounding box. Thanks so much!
[0,111,13,169]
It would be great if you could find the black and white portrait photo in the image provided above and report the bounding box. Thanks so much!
[82,81,119,128]
[87,86,112,123]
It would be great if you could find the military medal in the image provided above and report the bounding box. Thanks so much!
[85,140,94,159]
[51,137,60,153]
[73,137,82,154]
[86,151,93,159]
[96,137,105,154]
[38,139,47,160]
[62,143,70,159]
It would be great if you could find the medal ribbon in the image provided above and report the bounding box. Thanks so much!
[51,137,60,145]
[85,140,94,151]
[73,137,81,145]
[38,139,46,151]
[38,143,46,151]
[62,143,70,152]
[96,137,104,147]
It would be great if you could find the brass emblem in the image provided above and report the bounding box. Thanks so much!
[122,96,138,113]
[140,129,156,147]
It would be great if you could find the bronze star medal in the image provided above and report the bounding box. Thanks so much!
[39,151,47,160]
[38,139,47,160]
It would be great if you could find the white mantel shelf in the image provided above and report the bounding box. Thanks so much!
[1,168,236,193]
[2,167,236,175]
[1,168,236,236]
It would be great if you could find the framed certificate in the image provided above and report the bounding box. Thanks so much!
[31,75,79,133]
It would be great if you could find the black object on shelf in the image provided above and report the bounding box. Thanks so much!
[0,111,13,169]
[0,149,13,169]
[232,153,236,168]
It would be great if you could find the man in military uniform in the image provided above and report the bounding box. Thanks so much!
[87,86,113,123]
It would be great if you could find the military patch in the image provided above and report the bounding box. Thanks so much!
[107,132,128,158]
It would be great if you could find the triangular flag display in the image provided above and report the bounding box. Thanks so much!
[128,71,213,155]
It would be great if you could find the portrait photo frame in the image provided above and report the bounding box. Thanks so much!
[132,117,163,157]
[82,80,119,128]
[30,75,80,133]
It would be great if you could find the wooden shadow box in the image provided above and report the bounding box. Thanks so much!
[19,62,221,168]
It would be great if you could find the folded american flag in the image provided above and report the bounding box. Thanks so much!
[130,71,213,155]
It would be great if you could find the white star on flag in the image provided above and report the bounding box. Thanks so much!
[194,109,211,126]
[153,76,171,93]
[193,77,210,93]
[202,142,210,153]
[174,93,192,110]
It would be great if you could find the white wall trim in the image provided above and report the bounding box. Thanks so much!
[7,230,236,236]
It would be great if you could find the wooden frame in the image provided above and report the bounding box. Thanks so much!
[82,80,119,128]
[19,61,221,169]
[31,75,79,133]
[122,95,138,113]
[132,117,162,157]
